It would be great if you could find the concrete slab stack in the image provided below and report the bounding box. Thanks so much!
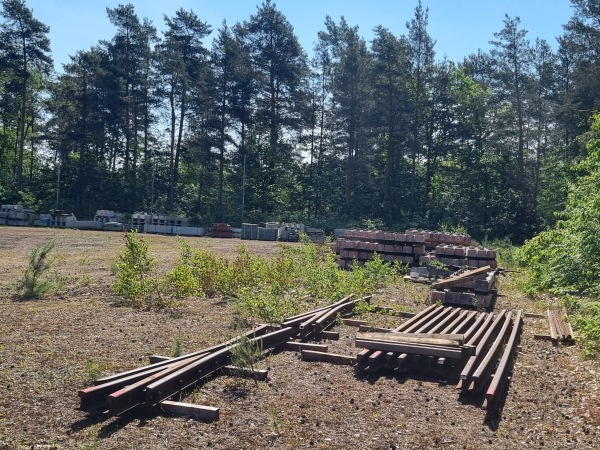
[241,223,259,240]
[0,204,36,226]
[336,229,426,268]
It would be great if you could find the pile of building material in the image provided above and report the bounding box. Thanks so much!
[78,295,366,420]
[547,309,574,342]
[353,304,522,409]
[0,204,36,226]
[306,227,325,243]
[279,223,303,242]
[211,223,233,238]
[50,210,77,227]
[94,210,122,223]
[429,266,499,308]
[336,229,426,268]
[410,229,474,250]
[420,245,498,269]
[132,212,193,234]
[241,223,259,240]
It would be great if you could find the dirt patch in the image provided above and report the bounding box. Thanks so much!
[0,227,598,449]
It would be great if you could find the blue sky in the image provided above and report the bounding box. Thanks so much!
[24,0,575,71]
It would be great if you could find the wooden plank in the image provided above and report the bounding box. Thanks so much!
[547,310,558,340]
[222,365,268,381]
[320,330,340,340]
[367,350,385,372]
[358,325,393,333]
[301,350,356,365]
[356,332,463,347]
[160,400,219,422]
[284,342,328,352]
[431,266,492,289]
[339,318,368,327]
[355,339,466,359]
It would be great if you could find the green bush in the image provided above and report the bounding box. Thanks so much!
[17,240,55,299]
[112,231,173,308]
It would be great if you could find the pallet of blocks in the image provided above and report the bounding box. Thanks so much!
[336,229,425,268]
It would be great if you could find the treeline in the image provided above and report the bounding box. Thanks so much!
[1,0,600,241]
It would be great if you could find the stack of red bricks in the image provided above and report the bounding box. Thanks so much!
[336,230,426,268]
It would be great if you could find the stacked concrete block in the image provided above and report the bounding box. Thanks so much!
[257,226,278,241]
[430,290,494,308]
[279,223,303,242]
[94,210,123,223]
[69,220,102,230]
[0,204,36,226]
[419,245,497,269]
[336,229,427,268]
[241,223,259,240]
[172,226,204,236]
[306,227,325,243]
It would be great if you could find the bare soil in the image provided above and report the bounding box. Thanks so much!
[0,227,599,450]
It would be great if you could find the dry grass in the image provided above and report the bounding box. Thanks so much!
[0,227,599,450]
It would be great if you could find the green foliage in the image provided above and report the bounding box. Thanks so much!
[163,239,201,298]
[563,295,600,358]
[230,332,263,385]
[160,238,402,325]
[84,360,102,382]
[517,115,600,297]
[112,231,174,308]
[170,332,184,357]
[17,240,55,299]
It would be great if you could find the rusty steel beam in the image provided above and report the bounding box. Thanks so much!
[450,310,478,335]
[441,310,473,334]
[143,327,293,409]
[103,353,209,416]
[469,311,514,392]
[458,311,507,388]
[392,304,438,332]
[465,312,498,347]
[485,310,522,407]
[400,306,445,333]
[94,324,271,386]
[297,295,355,331]
[78,353,208,412]
[428,308,463,333]
[413,307,455,333]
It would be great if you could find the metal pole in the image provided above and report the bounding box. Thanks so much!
[241,153,246,224]
[56,157,60,208]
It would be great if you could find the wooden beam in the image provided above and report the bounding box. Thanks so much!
[284,342,328,352]
[160,400,219,422]
[356,332,463,347]
[358,325,393,333]
[431,266,492,290]
[320,330,340,340]
[355,339,466,359]
[301,350,356,365]
[341,319,369,327]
